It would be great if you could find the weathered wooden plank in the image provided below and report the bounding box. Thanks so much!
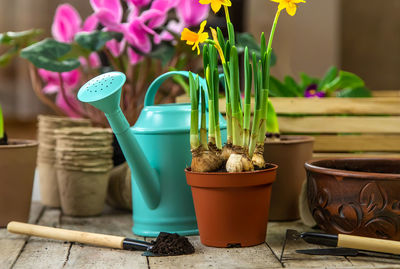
[279,116,400,134]
[266,221,352,268]
[176,95,400,115]
[61,206,147,269]
[372,90,400,97]
[313,134,400,152]
[271,97,400,115]
[13,208,70,269]
[0,202,44,269]
[147,235,282,269]
[313,152,400,159]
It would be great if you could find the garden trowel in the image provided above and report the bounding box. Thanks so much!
[7,222,194,257]
[282,229,400,260]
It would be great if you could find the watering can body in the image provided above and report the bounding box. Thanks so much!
[78,71,226,237]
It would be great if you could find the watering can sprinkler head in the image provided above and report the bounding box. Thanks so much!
[77,71,126,115]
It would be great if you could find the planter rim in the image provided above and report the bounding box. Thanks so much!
[185,164,278,176]
[0,139,38,149]
[265,135,314,145]
[305,158,400,180]
[185,164,278,188]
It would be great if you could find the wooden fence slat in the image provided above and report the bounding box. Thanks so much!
[278,116,400,134]
[271,97,400,115]
[176,95,400,115]
[313,152,400,159]
[313,134,400,152]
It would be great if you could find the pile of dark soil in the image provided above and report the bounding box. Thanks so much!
[151,232,195,256]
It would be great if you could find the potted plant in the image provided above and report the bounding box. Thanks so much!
[264,66,371,221]
[263,102,314,221]
[0,104,38,227]
[182,0,305,247]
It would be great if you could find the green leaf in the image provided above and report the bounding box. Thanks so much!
[148,43,175,66]
[0,29,42,45]
[299,72,319,90]
[0,46,19,66]
[75,31,122,52]
[317,66,338,90]
[336,87,372,98]
[269,76,295,97]
[284,75,302,96]
[59,43,91,60]
[322,71,365,94]
[267,99,279,133]
[20,38,80,72]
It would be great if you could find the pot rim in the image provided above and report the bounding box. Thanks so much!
[305,158,400,180]
[265,135,315,145]
[185,164,278,188]
[185,163,278,176]
[0,139,39,149]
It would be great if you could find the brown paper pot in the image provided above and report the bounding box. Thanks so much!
[38,162,60,207]
[0,139,38,227]
[264,135,314,221]
[106,162,132,211]
[57,168,110,216]
[185,165,277,247]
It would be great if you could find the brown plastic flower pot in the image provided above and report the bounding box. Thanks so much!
[185,165,277,247]
[264,135,314,221]
[0,139,38,227]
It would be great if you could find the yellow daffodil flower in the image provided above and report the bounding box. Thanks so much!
[210,27,225,64]
[181,20,209,55]
[271,0,305,16]
[199,0,232,14]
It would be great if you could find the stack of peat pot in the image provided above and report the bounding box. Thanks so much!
[54,127,113,216]
[37,115,91,207]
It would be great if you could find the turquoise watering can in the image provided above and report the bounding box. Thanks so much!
[77,71,227,236]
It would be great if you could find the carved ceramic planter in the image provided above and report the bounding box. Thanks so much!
[305,158,400,240]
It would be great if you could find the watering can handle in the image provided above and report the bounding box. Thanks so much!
[144,71,208,107]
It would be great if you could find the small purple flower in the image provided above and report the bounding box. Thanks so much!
[304,84,325,98]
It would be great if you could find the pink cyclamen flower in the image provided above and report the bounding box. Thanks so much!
[52,4,82,43]
[38,69,82,117]
[127,47,143,64]
[124,8,162,53]
[176,0,210,28]
[125,0,151,7]
[90,0,124,32]
[52,3,101,68]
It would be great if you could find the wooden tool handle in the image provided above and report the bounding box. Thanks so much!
[7,222,125,250]
[338,234,400,255]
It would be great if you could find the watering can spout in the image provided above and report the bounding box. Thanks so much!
[77,72,160,209]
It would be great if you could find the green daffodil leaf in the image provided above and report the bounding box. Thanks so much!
[20,38,80,72]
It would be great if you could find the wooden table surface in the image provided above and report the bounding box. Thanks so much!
[1,202,399,269]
